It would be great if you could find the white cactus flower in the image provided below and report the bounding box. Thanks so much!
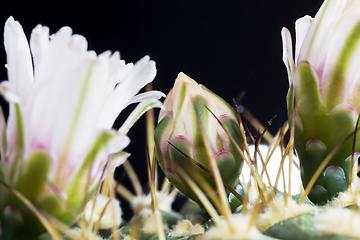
[0,16,164,238]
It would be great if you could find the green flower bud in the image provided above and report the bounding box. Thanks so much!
[154,72,244,206]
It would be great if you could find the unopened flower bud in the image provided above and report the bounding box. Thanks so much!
[154,72,244,205]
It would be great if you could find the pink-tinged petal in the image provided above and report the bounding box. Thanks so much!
[30,24,50,77]
[3,17,34,104]
[28,27,89,152]
[26,28,118,185]
[281,27,294,85]
[294,16,313,65]
[299,0,347,62]
[321,15,360,111]
[97,56,157,129]
[28,28,109,156]
[64,132,129,200]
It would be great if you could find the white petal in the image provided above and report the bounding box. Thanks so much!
[101,151,130,182]
[294,15,313,65]
[298,0,347,67]
[70,34,88,52]
[28,27,113,167]
[0,81,21,103]
[281,27,295,85]
[241,144,302,195]
[97,56,157,129]
[129,90,166,104]
[321,15,360,106]
[4,16,34,104]
[90,134,130,183]
[30,24,50,77]
[118,99,163,135]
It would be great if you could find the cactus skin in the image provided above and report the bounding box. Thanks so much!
[290,77,359,205]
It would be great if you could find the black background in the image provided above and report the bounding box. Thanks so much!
[0,0,323,213]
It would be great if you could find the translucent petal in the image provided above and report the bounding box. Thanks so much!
[118,98,163,135]
[65,131,129,206]
[28,27,107,157]
[101,151,130,183]
[89,134,130,183]
[298,0,347,66]
[321,15,360,111]
[3,16,34,104]
[294,16,313,65]
[97,56,156,129]
[129,90,166,104]
[281,27,294,84]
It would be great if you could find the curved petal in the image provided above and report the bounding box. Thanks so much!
[89,134,130,183]
[118,99,164,135]
[4,16,34,104]
[100,151,130,183]
[97,56,157,129]
[129,90,166,104]
[281,27,294,85]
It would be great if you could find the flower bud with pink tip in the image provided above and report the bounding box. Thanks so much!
[154,73,244,206]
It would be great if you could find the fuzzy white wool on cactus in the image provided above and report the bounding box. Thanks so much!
[241,144,302,195]
[83,195,122,229]
[0,16,164,237]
